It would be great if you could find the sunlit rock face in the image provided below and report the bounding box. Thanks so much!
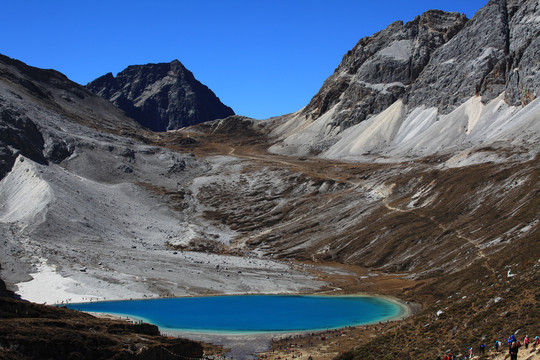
[269,0,540,158]
[301,10,468,131]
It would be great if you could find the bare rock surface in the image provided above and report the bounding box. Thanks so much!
[269,0,540,158]
[87,60,235,131]
[301,10,467,131]
[0,3,539,359]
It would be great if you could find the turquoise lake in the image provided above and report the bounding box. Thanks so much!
[66,295,404,334]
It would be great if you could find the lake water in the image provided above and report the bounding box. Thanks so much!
[66,295,404,334]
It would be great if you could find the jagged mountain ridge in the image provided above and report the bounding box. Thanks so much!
[87,60,235,132]
[304,10,468,129]
[269,0,540,158]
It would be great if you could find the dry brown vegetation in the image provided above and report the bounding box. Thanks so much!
[1,116,538,360]
[168,119,539,360]
[0,297,207,360]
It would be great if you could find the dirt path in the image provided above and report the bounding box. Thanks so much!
[372,186,498,277]
[225,145,497,277]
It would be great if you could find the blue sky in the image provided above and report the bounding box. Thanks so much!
[1,1,487,119]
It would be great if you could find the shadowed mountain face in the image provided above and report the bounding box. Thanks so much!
[86,60,235,132]
[0,54,141,180]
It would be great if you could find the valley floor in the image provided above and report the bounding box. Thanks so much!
[1,120,538,360]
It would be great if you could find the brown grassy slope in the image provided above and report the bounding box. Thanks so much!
[172,121,539,360]
[335,259,539,360]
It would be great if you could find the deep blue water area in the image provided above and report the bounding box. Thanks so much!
[66,295,403,334]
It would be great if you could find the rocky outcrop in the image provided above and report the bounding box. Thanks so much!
[0,53,142,179]
[504,0,540,105]
[87,60,235,132]
[0,297,204,360]
[301,10,468,130]
[270,0,540,157]
[0,271,16,298]
[0,107,46,179]
[407,0,540,111]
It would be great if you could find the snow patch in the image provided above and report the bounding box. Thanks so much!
[16,258,102,305]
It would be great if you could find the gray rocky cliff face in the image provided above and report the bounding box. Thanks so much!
[504,0,540,106]
[0,54,140,179]
[87,60,235,132]
[299,0,539,134]
[0,107,46,179]
[301,10,468,130]
[407,0,540,111]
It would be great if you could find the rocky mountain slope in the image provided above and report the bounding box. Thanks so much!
[0,54,142,179]
[0,53,322,304]
[87,60,235,131]
[269,0,540,159]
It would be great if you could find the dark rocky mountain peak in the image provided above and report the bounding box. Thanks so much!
[87,60,235,132]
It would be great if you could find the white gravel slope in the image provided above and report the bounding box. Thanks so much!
[270,94,540,162]
[0,155,323,304]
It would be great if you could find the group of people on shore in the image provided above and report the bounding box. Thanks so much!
[438,334,539,360]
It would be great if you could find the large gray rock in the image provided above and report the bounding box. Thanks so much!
[0,107,46,179]
[87,60,235,132]
[407,0,540,111]
[504,0,540,106]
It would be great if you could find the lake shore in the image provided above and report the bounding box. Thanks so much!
[84,293,416,360]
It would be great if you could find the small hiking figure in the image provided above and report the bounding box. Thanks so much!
[468,346,473,358]
[509,341,519,360]
[535,336,540,348]
[524,335,530,349]
[494,340,499,352]
[479,343,485,354]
